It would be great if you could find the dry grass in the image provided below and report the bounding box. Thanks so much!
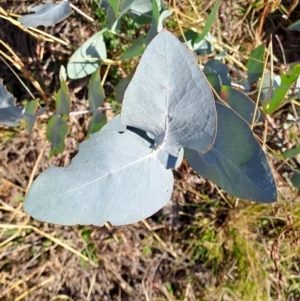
[1,0,300,300]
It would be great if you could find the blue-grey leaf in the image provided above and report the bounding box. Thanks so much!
[156,148,183,169]
[157,10,172,32]
[181,30,215,55]
[288,19,300,31]
[219,86,263,124]
[67,29,107,79]
[121,30,217,157]
[0,79,23,126]
[18,0,71,28]
[24,127,174,226]
[102,114,127,132]
[185,102,277,203]
[130,0,152,15]
[203,67,221,94]
[205,59,231,86]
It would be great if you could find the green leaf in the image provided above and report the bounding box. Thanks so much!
[88,69,105,110]
[246,44,265,85]
[186,102,277,203]
[87,70,106,136]
[205,59,231,86]
[263,64,300,114]
[182,30,215,55]
[108,0,120,18]
[24,100,39,134]
[121,35,146,60]
[282,146,300,159]
[87,111,106,136]
[152,0,160,27]
[115,70,135,103]
[47,115,68,157]
[220,86,263,124]
[291,170,300,189]
[67,29,107,79]
[288,19,300,31]
[194,1,220,44]
[56,80,70,116]
[203,67,221,94]
[121,3,171,60]
[107,0,134,31]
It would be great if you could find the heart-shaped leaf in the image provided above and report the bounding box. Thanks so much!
[185,102,277,203]
[18,0,71,28]
[121,30,217,157]
[24,120,174,226]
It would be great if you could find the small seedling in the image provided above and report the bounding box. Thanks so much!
[24,30,277,227]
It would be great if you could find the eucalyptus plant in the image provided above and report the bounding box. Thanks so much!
[24,31,277,226]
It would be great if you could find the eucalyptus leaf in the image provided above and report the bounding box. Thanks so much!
[24,100,38,135]
[87,111,107,136]
[18,0,71,28]
[0,79,23,126]
[290,170,300,189]
[47,115,68,157]
[203,67,221,94]
[56,80,70,116]
[87,70,106,136]
[121,30,217,157]
[288,19,300,31]
[115,71,135,103]
[282,146,300,159]
[121,35,146,60]
[181,30,215,55]
[246,44,265,86]
[130,0,152,15]
[219,86,263,124]
[88,70,105,110]
[185,102,277,203]
[24,125,174,226]
[67,29,107,79]
[205,60,231,86]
